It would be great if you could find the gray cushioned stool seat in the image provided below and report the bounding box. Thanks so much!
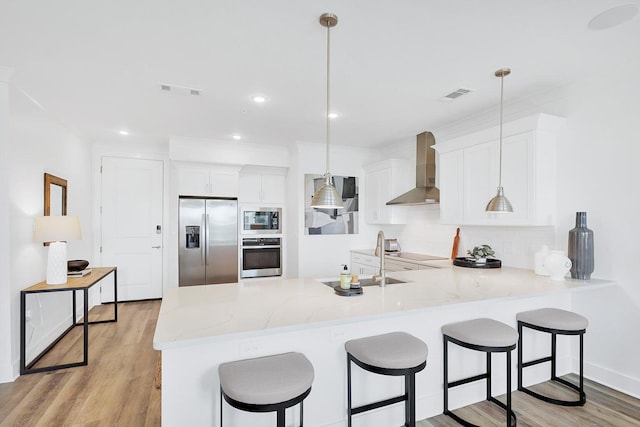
[442,318,518,347]
[345,331,428,369]
[517,308,588,331]
[219,352,314,405]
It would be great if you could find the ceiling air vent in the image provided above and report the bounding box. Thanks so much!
[159,83,201,96]
[439,88,472,102]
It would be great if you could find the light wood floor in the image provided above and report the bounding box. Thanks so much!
[0,300,161,426]
[1,300,639,426]
[419,375,640,426]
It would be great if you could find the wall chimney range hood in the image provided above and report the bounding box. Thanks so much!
[386,131,440,205]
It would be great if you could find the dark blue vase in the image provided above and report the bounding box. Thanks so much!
[568,212,594,280]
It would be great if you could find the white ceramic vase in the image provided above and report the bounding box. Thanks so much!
[534,245,550,276]
[543,250,572,281]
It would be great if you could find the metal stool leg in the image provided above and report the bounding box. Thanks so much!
[405,372,416,427]
[517,322,523,391]
[506,349,512,427]
[443,335,449,416]
[300,400,304,427]
[347,354,352,427]
[486,351,492,400]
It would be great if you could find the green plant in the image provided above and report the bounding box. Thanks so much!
[467,245,495,259]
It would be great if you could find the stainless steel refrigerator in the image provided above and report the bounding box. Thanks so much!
[178,197,238,286]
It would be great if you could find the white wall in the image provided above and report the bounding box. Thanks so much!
[5,85,93,380]
[292,141,380,278]
[0,68,12,382]
[555,65,640,395]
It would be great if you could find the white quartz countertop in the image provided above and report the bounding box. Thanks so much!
[153,267,614,350]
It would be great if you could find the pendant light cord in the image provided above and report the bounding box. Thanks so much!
[325,21,331,175]
[498,72,504,187]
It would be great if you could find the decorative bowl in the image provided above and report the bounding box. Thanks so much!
[67,259,89,272]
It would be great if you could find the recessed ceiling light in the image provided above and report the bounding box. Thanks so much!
[252,95,267,103]
[588,4,639,30]
[119,130,129,135]
[232,134,242,140]
[328,112,339,119]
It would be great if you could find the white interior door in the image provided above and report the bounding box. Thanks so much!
[101,156,163,301]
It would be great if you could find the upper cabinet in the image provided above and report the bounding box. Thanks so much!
[434,114,565,226]
[239,172,287,205]
[238,166,288,205]
[364,159,412,224]
[177,165,240,197]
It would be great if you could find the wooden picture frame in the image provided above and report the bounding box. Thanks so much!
[44,173,67,216]
[43,173,68,246]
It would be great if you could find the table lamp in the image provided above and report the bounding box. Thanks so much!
[34,215,82,285]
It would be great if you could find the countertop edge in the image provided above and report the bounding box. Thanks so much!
[153,271,616,351]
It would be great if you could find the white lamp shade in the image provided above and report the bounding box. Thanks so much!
[34,215,82,243]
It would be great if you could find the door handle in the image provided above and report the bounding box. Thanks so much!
[152,245,161,249]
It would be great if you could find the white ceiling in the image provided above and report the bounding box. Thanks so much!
[1,0,639,148]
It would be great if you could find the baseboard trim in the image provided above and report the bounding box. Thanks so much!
[585,361,640,399]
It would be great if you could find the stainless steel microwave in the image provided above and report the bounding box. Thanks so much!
[241,207,282,234]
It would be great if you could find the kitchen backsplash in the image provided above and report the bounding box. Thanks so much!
[380,205,556,269]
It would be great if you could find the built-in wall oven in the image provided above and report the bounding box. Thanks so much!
[241,237,282,278]
[241,207,281,234]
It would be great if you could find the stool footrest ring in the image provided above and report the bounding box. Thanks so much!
[519,377,586,407]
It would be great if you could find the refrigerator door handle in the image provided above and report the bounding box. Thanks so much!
[201,213,207,265]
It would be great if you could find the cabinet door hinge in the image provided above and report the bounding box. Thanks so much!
[100,246,103,253]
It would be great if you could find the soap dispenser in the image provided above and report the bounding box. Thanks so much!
[340,265,351,289]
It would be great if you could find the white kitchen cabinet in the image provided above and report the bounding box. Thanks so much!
[351,252,433,274]
[239,172,286,205]
[351,253,379,276]
[434,114,565,226]
[178,165,240,197]
[364,159,412,224]
[437,150,464,225]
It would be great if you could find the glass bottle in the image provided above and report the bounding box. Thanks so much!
[568,212,594,280]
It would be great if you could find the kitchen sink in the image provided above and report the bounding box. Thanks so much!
[321,277,407,287]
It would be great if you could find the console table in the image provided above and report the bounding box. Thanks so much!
[20,267,118,375]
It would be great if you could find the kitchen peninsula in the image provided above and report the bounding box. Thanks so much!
[153,265,614,427]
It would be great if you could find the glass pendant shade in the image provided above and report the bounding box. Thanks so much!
[311,173,344,209]
[485,186,513,213]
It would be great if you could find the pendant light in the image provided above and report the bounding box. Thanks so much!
[310,13,344,209]
[485,68,513,213]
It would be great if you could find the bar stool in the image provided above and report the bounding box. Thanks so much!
[442,318,518,427]
[517,308,588,406]
[345,331,428,427]
[218,352,314,427]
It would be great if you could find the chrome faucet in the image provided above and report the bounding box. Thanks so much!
[372,230,386,287]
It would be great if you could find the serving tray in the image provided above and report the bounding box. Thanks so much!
[453,257,502,269]
[333,286,363,297]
